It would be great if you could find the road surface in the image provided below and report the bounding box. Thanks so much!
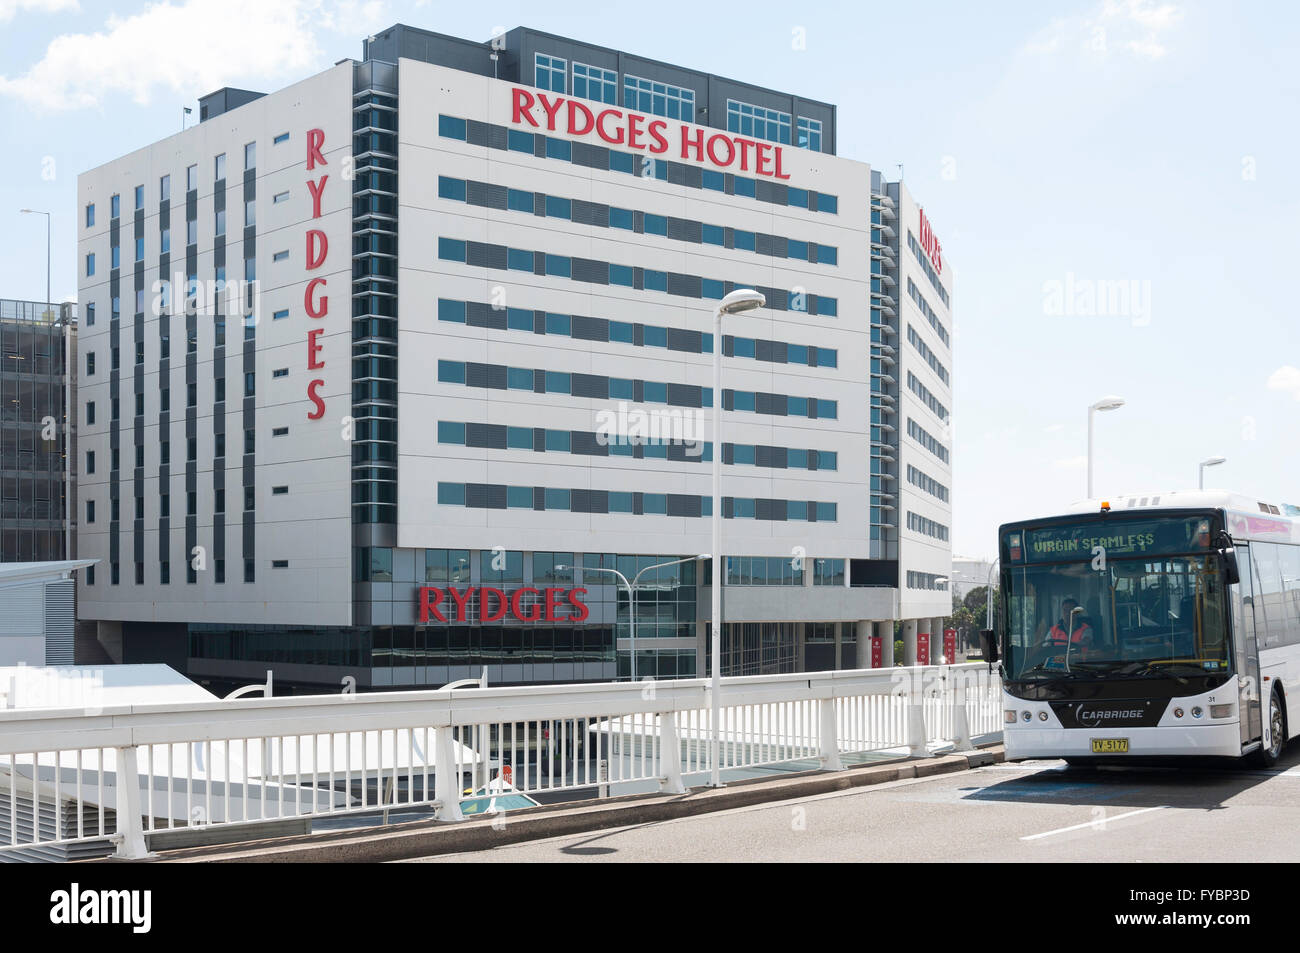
[403,747,1300,862]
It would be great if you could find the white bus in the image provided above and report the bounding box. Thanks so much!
[987,491,1300,766]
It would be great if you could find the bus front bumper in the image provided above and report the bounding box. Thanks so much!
[1005,722,1243,760]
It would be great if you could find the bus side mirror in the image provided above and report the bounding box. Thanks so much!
[979,629,999,664]
[1216,530,1240,586]
[1220,546,1240,586]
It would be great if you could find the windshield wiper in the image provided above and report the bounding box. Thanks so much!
[1111,662,1190,685]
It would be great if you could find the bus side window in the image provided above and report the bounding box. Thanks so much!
[1281,544,1300,647]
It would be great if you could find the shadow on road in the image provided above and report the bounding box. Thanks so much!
[960,747,1300,810]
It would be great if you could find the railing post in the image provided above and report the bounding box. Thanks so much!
[659,711,686,794]
[434,726,463,822]
[112,745,152,859]
[819,698,843,771]
[951,668,974,752]
[906,671,929,758]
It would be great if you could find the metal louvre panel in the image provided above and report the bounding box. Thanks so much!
[0,583,43,638]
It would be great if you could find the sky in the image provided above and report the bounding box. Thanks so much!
[1,0,1296,561]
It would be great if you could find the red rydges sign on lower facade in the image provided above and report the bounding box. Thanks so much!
[418,586,590,623]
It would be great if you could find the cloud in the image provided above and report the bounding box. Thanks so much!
[1267,365,1300,401]
[1023,0,1183,61]
[0,0,388,111]
[0,0,77,21]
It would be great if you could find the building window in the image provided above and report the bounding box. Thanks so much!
[86,351,95,375]
[244,371,255,396]
[272,250,288,262]
[86,500,95,523]
[272,309,288,320]
[111,562,119,585]
[244,199,255,227]
[160,562,170,585]
[215,559,225,583]
[215,209,225,237]
[160,174,170,202]
[214,153,226,181]
[272,368,288,378]
[727,100,791,145]
[273,132,289,145]
[272,560,288,569]
[244,486,255,511]
[796,117,821,151]
[85,204,95,227]
[86,302,95,326]
[623,74,695,121]
[244,428,255,454]
[572,63,616,104]
[86,253,95,276]
[272,426,288,437]
[134,185,143,210]
[272,486,288,495]
[273,191,289,204]
[535,53,566,93]
[186,164,197,191]
[244,141,256,169]
[86,566,94,586]
[85,401,95,424]
[215,377,225,402]
[110,194,120,218]
[244,559,255,583]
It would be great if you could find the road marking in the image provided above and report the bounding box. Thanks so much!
[1020,805,1168,841]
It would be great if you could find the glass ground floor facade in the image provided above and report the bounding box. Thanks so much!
[186,618,861,694]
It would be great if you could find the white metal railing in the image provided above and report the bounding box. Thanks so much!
[0,663,1001,859]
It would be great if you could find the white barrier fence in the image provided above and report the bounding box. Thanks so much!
[0,663,1001,860]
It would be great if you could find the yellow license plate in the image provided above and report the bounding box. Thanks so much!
[1091,738,1129,753]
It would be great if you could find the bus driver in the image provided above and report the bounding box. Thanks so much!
[1044,597,1093,646]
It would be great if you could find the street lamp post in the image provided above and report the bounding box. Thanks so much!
[570,554,707,681]
[985,558,1001,631]
[1086,396,1125,499]
[19,209,51,321]
[1198,456,1226,490]
[709,289,765,788]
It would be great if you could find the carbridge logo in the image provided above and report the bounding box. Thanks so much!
[49,884,151,933]
[510,88,792,180]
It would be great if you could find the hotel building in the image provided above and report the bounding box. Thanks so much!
[75,25,955,692]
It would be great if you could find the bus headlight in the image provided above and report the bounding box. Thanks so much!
[1191,707,1204,718]
[1210,704,1233,719]
[1173,708,1185,718]
[1038,711,1049,722]
[1022,711,1032,722]
[1005,710,1017,724]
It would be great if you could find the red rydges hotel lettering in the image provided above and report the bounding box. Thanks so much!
[304,128,329,419]
[918,207,942,275]
[418,586,590,623]
[511,88,791,180]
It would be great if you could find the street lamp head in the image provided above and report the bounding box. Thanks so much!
[1200,456,1227,468]
[1090,396,1125,412]
[717,288,765,316]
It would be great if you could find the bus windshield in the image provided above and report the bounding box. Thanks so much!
[1003,555,1230,682]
